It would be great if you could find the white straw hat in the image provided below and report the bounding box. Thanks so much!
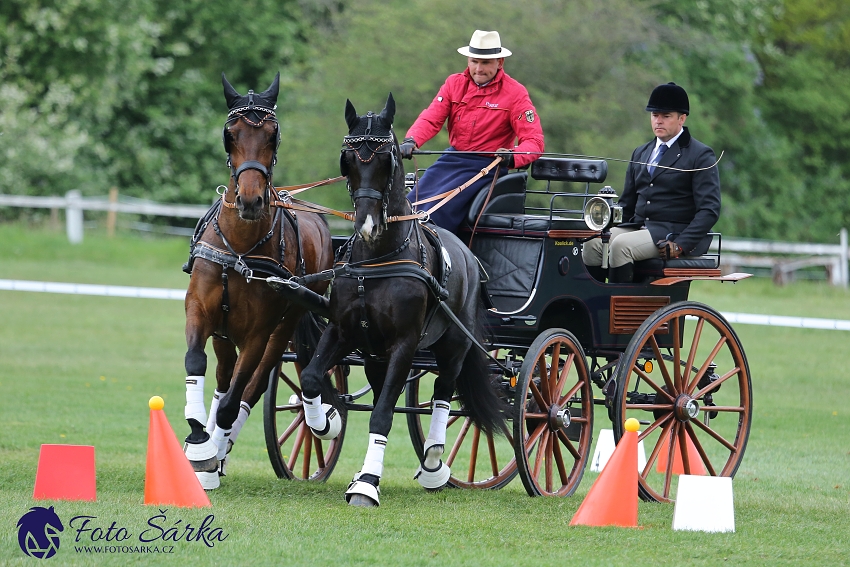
[457,30,512,59]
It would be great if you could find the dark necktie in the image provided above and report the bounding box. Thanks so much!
[648,144,668,176]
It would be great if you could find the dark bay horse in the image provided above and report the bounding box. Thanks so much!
[182,73,333,489]
[297,94,506,506]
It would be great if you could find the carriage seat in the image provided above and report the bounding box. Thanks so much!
[464,171,528,225]
[530,157,608,183]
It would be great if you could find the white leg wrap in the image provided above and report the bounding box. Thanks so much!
[423,438,445,470]
[184,376,207,424]
[206,390,224,433]
[210,426,231,461]
[361,433,387,477]
[228,402,251,444]
[303,395,341,440]
[427,401,451,446]
[302,394,326,431]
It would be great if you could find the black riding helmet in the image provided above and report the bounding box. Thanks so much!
[645,82,689,115]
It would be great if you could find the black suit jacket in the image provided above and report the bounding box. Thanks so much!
[618,127,720,255]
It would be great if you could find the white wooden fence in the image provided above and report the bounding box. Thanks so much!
[2,191,848,287]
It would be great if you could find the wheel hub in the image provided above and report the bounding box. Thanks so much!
[548,404,571,430]
[674,395,700,422]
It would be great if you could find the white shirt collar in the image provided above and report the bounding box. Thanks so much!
[655,128,684,152]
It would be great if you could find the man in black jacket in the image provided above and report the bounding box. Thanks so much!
[582,82,721,283]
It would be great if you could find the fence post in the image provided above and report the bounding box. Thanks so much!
[841,227,848,289]
[66,190,84,244]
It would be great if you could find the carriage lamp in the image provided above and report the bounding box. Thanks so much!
[404,172,417,193]
[583,186,623,232]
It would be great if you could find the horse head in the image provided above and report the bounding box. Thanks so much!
[221,73,281,221]
[341,94,405,244]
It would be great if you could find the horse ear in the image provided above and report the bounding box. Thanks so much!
[379,93,396,126]
[345,99,359,132]
[260,72,280,104]
[222,73,242,108]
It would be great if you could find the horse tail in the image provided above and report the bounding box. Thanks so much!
[454,306,508,435]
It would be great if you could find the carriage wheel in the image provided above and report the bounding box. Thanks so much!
[405,368,517,489]
[612,301,752,503]
[513,329,594,497]
[263,357,348,481]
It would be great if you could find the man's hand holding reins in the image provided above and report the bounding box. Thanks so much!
[400,137,417,159]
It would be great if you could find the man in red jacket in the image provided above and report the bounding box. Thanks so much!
[400,30,544,233]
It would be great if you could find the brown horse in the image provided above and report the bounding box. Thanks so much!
[182,73,333,489]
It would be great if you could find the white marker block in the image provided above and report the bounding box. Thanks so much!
[590,429,646,472]
[672,475,735,533]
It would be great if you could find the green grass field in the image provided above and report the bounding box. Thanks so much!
[1,223,849,566]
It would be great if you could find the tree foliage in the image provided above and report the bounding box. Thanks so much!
[2,0,849,242]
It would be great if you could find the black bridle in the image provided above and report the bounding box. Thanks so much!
[341,112,398,228]
[223,92,281,204]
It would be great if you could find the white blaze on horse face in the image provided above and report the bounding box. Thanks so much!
[359,214,376,242]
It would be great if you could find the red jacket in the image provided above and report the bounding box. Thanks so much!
[405,68,544,169]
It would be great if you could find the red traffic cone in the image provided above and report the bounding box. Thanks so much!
[33,444,97,501]
[656,431,705,475]
[570,418,639,527]
[144,396,211,508]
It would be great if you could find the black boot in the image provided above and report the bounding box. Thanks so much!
[585,264,607,283]
[608,263,634,283]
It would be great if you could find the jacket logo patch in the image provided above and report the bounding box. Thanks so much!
[524,110,535,123]
[437,96,443,102]
[485,102,499,108]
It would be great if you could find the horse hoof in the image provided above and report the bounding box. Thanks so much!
[347,494,379,508]
[196,470,220,490]
[311,404,342,441]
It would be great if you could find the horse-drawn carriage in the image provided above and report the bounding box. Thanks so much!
[185,79,750,505]
[261,109,752,505]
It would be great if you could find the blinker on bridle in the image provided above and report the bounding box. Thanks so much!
[341,112,398,225]
[221,90,281,208]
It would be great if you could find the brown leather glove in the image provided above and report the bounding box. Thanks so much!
[656,239,683,260]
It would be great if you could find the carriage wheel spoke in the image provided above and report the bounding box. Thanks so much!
[643,419,674,477]
[683,317,705,388]
[486,432,500,476]
[692,417,737,452]
[637,412,673,444]
[632,366,675,403]
[446,418,472,467]
[663,423,678,499]
[447,414,462,428]
[544,432,554,492]
[532,430,549,480]
[302,433,313,478]
[279,372,301,398]
[687,336,728,395]
[552,434,570,486]
[557,378,583,407]
[649,335,676,393]
[537,352,551,403]
[314,438,326,470]
[684,422,716,476]
[554,352,575,401]
[525,420,547,454]
[288,422,307,469]
[556,428,582,460]
[468,427,481,482]
[528,380,548,413]
[672,317,683,391]
[694,366,741,399]
[278,413,304,446]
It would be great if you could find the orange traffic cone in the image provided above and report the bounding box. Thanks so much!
[33,444,97,501]
[144,396,211,508]
[656,432,705,475]
[570,418,639,527]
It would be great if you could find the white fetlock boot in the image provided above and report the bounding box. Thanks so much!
[302,395,342,440]
[345,433,386,507]
[184,376,219,490]
[414,440,451,491]
[218,402,249,477]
